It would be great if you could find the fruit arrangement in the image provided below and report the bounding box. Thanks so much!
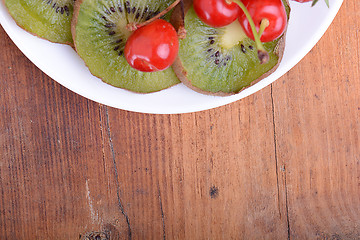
[3,0,325,95]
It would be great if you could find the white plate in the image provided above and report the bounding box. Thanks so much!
[0,0,343,114]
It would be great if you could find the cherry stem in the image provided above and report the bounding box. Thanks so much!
[228,0,269,64]
[127,0,181,31]
[258,18,269,38]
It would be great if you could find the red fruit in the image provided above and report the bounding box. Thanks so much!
[193,0,240,27]
[293,0,311,2]
[238,0,287,42]
[124,19,179,72]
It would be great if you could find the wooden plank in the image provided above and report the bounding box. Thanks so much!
[0,29,129,239]
[104,94,288,239]
[272,0,360,239]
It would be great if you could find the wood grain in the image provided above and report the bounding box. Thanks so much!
[272,1,360,238]
[0,0,359,239]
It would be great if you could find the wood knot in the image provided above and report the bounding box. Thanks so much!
[209,186,219,199]
[80,223,121,240]
[80,232,109,240]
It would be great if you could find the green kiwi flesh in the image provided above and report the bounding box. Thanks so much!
[5,0,73,44]
[72,0,180,93]
[173,1,290,95]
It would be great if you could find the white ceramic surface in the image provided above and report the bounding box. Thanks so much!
[0,0,343,114]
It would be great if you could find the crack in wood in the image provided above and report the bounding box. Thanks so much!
[271,85,282,218]
[284,166,291,240]
[98,103,108,178]
[100,106,132,240]
[158,186,166,240]
[271,85,291,240]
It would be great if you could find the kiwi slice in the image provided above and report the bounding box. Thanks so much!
[172,0,290,96]
[4,0,74,44]
[72,0,180,93]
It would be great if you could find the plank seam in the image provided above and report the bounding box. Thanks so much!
[271,84,291,240]
[102,106,132,240]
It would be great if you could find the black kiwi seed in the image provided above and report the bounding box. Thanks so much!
[52,3,56,8]
[241,44,246,53]
[108,31,115,35]
[132,7,136,14]
[64,5,69,15]
[142,7,148,17]
[114,46,119,51]
[102,16,106,20]
[110,7,115,12]
[118,6,123,12]
[249,45,254,50]
[104,23,113,28]
[115,39,122,43]
[118,51,123,56]
[125,1,130,13]
[135,12,140,19]
[203,28,236,67]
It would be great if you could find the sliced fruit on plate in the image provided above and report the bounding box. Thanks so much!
[171,0,290,96]
[72,0,180,93]
[4,0,74,44]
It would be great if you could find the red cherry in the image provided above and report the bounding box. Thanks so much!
[193,0,240,27]
[238,0,287,42]
[124,19,179,72]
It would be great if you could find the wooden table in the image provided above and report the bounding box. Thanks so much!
[1,1,359,239]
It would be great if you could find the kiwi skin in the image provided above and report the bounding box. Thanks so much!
[171,0,290,96]
[70,0,81,42]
